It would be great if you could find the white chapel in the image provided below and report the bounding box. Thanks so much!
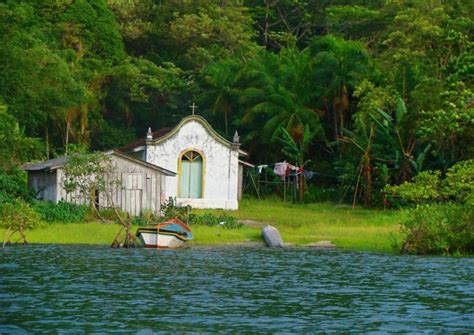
[119,114,250,210]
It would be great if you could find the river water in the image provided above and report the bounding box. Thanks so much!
[1,245,473,333]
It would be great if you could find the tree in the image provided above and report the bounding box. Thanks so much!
[168,2,255,70]
[63,152,134,248]
[242,47,322,145]
[1,199,43,247]
[310,35,372,139]
[200,58,243,136]
[0,104,44,167]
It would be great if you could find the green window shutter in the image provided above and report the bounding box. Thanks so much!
[179,151,203,198]
[189,160,202,198]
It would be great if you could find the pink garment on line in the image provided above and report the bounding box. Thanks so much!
[274,162,288,179]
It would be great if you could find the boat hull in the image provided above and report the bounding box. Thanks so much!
[137,231,187,248]
[136,219,192,249]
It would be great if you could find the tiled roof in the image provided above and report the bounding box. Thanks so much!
[118,127,173,153]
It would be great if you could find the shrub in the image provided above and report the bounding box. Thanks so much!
[443,159,474,205]
[191,212,242,229]
[0,168,34,204]
[304,185,340,203]
[32,200,87,223]
[131,209,156,226]
[153,197,241,229]
[161,197,191,221]
[384,170,441,204]
[0,199,44,246]
[385,159,474,205]
[399,203,474,255]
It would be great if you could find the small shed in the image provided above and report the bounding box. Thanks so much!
[22,150,176,216]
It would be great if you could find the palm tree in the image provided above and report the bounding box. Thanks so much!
[242,47,322,144]
[200,59,242,136]
[310,35,371,139]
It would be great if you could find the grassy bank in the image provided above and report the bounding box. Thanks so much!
[196,198,403,253]
[0,199,403,253]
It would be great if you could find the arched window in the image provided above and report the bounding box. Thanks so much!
[179,151,203,198]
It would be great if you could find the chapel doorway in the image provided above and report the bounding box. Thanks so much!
[179,150,203,198]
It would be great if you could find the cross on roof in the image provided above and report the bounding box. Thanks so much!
[190,102,198,115]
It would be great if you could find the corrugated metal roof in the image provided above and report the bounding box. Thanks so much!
[22,156,70,171]
[22,151,176,176]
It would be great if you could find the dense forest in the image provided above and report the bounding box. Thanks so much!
[0,0,473,207]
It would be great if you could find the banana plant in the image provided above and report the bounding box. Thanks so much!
[273,125,316,201]
[371,97,431,182]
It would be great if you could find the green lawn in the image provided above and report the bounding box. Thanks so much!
[0,198,404,253]
[195,198,404,253]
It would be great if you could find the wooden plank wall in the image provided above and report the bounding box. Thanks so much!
[28,171,57,202]
[55,154,167,216]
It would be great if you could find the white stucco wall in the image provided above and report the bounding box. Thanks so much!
[145,120,240,210]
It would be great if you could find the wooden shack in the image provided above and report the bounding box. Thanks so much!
[23,150,176,216]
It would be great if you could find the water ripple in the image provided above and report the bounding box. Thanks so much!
[1,245,473,333]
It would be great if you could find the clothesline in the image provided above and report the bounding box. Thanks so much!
[255,161,338,180]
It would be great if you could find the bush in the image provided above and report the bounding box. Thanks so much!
[0,199,44,245]
[161,197,190,221]
[32,200,87,223]
[443,159,474,205]
[190,212,242,229]
[385,159,474,205]
[304,185,339,203]
[0,168,34,204]
[399,203,474,255]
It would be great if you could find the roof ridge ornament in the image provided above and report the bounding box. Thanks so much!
[146,127,153,140]
[233,130,240,144]
[189,102,198,115]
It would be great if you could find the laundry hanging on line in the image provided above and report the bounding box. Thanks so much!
[273,161,299,180]
[255,161,321,181]
[256,164,268,174]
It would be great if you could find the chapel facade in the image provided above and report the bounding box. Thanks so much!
[120,115,247,210]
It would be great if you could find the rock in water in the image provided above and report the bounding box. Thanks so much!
[262,225,285,247]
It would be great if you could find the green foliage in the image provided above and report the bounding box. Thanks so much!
[399,204,473,255]
[274,125,315,167]
[169,3,255,69]
[385,171,442,204]
[0,168,33,204]
[444,159,474,205]
[0,199,43,245]
[59,0,126,64]
[385,159,474,205]
[0,0,472,209]
[158,197,241,229]
[0,104,44,166]
[190,213,242,229]
[32,201,87,223]
[131,208,155,226]
[63,152,115,201]
[160,197,191,221]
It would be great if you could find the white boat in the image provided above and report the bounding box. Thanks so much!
[136,218,193,249]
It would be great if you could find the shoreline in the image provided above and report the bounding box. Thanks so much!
[1,199,403,253]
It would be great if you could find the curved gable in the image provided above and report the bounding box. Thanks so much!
[148,115,233,148]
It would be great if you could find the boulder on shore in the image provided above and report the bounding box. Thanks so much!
[262,225,285,248]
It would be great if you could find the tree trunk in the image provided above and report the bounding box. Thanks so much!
[65,120,70,155]
[45,127,50,159]
[299,174,305,202]
[264,0,269,48]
